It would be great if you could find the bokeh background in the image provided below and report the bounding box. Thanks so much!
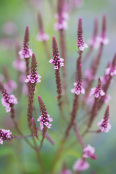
[0,0,116,173]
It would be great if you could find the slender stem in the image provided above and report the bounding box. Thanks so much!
[12,119,35,149]
[73,122,85,148]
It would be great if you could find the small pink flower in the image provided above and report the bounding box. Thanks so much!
[49,57,64,69]
[19,49,32,59]
[37,33,49,42]
[97,105,111,133]
[25,74,41,84]
[71,82,85,95]
[73,158,89,171]
[0,129,12,144]
[54,20,68,31]
[1,94,18,112]
[54,12,69,31]
[90,78,105,98]
[97,119,111,133]
[37,114,53,130]
[96,36,109,45]
[90,87,105,98]
[83,145,97,160]
[105,67,116,77]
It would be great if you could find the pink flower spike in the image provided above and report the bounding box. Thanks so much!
[54,0,69,31]
[25,53,41,84]
[77,18,88,51]
[0,129,12,144]
[83,145,97,160]
[90,78,105,98]
[37,96,53,130]
[19,26,32,59]
[97,15,109,45]
[37,13,49,42]
[71,63,85,95]
[73,158,89,171]
[49,36,64,69]
[88,18,100,49]
[97,105,111,133]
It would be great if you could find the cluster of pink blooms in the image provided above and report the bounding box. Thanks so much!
[77,18,88,51]
[19,26,33,59]
[49,57,64,69]
[97,118,111,133]
[105,67,116,77]
[19,47,32,59]
[37,96,53,130]
[54,12,69,31]
[12,59,26,72]
[73,158,89,171]
[37,33,49,42]
[37,114,53,130]
[0,129,12,144]
[71,81,85,95]
[71,63,85,95]
[1,94,18,112]
[83,145,97,160]
[49,36,64,69]
[73,145,97,171]
[25,74,41,84]
[90,78,105,98]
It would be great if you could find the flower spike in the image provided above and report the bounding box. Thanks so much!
[19,26,32,59]
[49,36,64,69]
[77,18,88,51]
[37,12,49,42]
[71,58,85,95]
[25,53,41,84]
[90,78,105,98]
[37,96,53,130]
[97,105,111,133]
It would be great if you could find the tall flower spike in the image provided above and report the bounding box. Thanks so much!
[25,53,41,84]
[27,53,41,128]
[37,96,53,130]
[97,15,109,45]
[71,59,85,95]
[54,0,69,31]
[37,12,49,42]
[19,26,32,59]
[77,18,88,51]
[90,78,105,98]
[97,105,111,133]
[49,36,64,69]
[0,82,18,114]
[88,18,99,49]
[0,129,12,144]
